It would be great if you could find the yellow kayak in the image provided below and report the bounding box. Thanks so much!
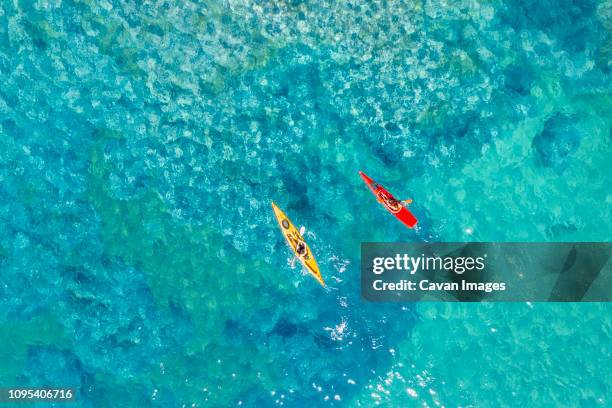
[271,202,325,287]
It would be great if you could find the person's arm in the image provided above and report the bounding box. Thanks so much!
[401,199,413,205]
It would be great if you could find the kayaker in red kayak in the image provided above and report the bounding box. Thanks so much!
[378,196,412,209]
[359,171,418,228]
[370,180,412,207]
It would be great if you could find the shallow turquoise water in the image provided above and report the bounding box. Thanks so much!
[0,0,611,407]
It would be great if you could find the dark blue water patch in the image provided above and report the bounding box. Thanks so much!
[444,111,480,140]
[533,113,581,168]
[272,318,300,338]
[499,0,601,53]
[279,154,327,201]
[563,65,612,98]
[371,139,405,168]
[547,222,578,239]
[279,168,313,211]
[0,118,22,138]
[504,65,535,96]
[594,42,611,74]
[59,260,193,377]
[0,223,63,321]
[0,115,103,252]
[21,347,94,400]
[23,20,49,51]
[12,347,103,408]
[1,113,94,196]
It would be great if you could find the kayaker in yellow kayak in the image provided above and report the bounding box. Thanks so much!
[289,227,308,260]
[271,202,325,287]
[295,239,307,257]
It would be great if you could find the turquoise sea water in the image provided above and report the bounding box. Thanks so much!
[1,0,611,406]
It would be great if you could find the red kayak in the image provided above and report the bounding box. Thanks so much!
[359,171,418,229]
